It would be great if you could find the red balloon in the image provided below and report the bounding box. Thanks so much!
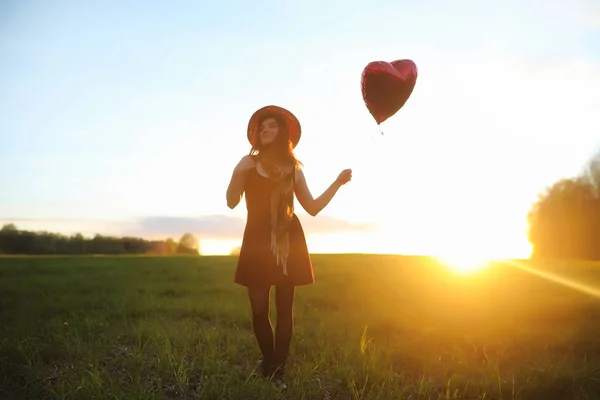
[361,59,418,125]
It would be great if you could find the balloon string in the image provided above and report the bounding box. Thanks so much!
[357,126,382,191]
[365,125,381,163]
[347,124,383,179]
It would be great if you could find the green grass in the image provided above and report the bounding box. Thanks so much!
[1,254,600,399]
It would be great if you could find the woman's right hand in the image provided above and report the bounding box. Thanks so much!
[234,155,256,174]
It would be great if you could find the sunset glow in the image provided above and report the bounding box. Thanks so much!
[436,253,494,275]
[1,1,598,260]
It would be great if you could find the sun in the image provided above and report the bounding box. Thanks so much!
[436,252,493,275]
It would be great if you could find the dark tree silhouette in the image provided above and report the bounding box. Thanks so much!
[0,224,198,256]
[177,233,200,255]
[527,151,600,261]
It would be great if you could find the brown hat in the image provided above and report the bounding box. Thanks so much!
[247,105,301,148]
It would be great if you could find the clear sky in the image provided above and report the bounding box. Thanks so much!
[1,0,599,258]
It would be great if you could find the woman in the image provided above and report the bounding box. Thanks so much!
[226,105,352,387]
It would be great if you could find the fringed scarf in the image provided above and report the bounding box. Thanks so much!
[259,154,296,276]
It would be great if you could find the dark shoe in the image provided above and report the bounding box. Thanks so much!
[271,362,287,390]
[272,379,287,391]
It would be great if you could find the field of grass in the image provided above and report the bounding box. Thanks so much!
[1,254,600,399]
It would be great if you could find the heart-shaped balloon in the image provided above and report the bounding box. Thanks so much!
[361,59,418,125]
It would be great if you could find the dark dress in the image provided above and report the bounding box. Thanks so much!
[234,167,315,287]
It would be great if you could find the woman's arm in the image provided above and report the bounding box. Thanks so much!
[294,167,352,216]
[226,155,255,209]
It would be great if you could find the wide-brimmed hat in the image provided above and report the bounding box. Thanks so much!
[247,105,301,148]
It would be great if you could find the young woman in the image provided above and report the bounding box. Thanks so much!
[226,105,352,387]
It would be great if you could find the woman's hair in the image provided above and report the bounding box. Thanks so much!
[250,115,302,168]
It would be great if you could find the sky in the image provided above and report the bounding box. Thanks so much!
[1,0,599,258]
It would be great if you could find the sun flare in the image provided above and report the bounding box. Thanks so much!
[436,252,494,275]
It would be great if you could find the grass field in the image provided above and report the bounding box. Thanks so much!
[1,254,600,399]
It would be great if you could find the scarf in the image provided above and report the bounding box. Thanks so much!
[259,154,296,276]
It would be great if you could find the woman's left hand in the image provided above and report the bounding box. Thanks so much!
[336,169,353,186]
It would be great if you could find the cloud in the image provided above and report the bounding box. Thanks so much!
[300,214,375,233]
[122,214,375,239]
[125,215,246,239]
[1,213,376,240]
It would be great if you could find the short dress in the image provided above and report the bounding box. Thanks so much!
[234,167,315,287]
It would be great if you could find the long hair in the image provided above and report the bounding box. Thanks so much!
[248,114,300,275]
[249,115,302,170]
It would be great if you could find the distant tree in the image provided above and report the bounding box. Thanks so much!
[166,238,178,254]
[1,223,17,232]
[177,233,200,255]
[0,224,22,254]
[583,149,600,193]
[527,150,600,261]
[146,240,167,255]
[70,233,86,254]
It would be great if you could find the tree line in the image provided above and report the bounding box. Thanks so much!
[0,224,201,256]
